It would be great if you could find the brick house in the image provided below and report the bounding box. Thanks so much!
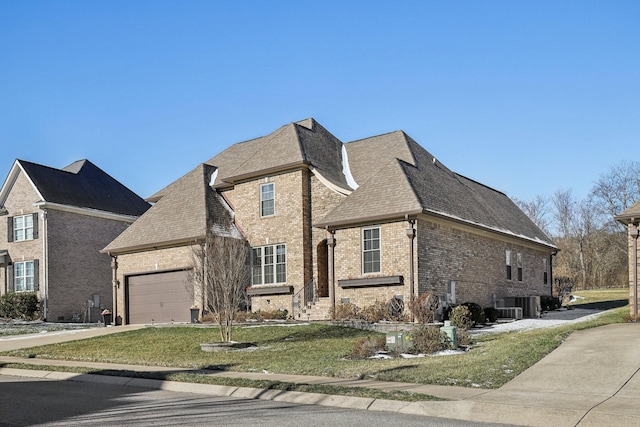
[614,202,640,318]
[0,159,150,321]
[103,119,557,324]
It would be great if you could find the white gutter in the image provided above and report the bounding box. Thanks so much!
[33,202,139,223]
[309,167,352,196]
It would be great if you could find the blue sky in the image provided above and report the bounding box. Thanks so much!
[1,1,638,202]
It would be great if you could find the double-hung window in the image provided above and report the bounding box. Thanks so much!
[10,214,37,242]
[14,260,35,292]
[543,258,548,285]
[252,244,286,285]
[506,250,512,280]
[260,183,275,217]
[362,227,381,274]
[516,253,523,282]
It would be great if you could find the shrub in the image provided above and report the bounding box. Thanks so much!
[411,325,450,354]
[331,302,360,321]
[623,314,640,323]
[360,301,389,322]
[233,309,289,322]
[456,329,472,347]
[484,307,499,323]
[450,305,473,330]
[408,292,439,324]
[540,295,561,312]
[462,302,485,325]
[350,335,386,359]
[0,292,39,320]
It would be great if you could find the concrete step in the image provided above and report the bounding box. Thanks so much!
[298,298,331,321]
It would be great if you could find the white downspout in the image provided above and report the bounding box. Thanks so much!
[42,209,48,321]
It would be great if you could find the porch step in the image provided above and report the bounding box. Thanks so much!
[298,298,331,321]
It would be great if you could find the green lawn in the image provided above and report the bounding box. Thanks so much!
[2,305,628,390]
[569,287,629,306]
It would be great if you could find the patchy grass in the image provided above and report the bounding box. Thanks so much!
[569,288,629,306]
[2,306,628,390]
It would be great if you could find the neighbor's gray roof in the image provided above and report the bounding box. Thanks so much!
[13,159,150,216]
[316,131,555,248]
[103,163,236,253]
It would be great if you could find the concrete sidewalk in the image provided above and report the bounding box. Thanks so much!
[1,322,639,426]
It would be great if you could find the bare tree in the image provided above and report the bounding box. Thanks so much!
[189,229,250,343]
[591,160,640,230]
[514,194,552,236]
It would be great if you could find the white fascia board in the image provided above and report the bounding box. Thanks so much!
[34,201,139,223]
[309,167,352,196]
[0,160,45,207]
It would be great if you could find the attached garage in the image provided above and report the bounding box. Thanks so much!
[126,270,193,324]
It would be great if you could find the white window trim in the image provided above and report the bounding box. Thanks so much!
[260,182,275,217]
[362,227,381,274]
[251,243,286,285]
[15,260,35,292]
[14,214,34,242]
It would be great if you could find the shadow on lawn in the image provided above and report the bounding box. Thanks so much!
[251,323,371,345]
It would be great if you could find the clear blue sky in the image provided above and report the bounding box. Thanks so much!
[1,1,638,202]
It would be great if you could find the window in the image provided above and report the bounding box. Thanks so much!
[543,258,548,285]
[260,183,275,217]
[362,227,380,274]
[506,250,512,280]
[9,214,37,242]
[14,260,35,292]
[517,252,523,282]
[252,244,286,285]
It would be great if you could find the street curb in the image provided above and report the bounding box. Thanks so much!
[0,367,409,414]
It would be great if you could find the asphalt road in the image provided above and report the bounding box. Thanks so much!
[0,375,509,427]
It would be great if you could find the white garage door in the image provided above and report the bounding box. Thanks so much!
[127,270,193,324]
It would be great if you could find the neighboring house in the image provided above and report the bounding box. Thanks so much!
[103,118,557,325]
[614,202,640,318]
[0,159,150,321]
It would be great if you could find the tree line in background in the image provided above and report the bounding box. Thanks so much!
[515,160,640,291]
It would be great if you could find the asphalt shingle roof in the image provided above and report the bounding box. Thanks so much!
[111,118,554,252]
[18,159,150,216]
[103,163,235,253]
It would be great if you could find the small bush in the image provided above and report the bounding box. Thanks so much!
[462,302,485,325]
[0,292,39,320]
[623,314,640,323]
[456,329,472,347]
[484,307,499,323]
[233,309,289,322]
[450,305,473,330]
[409,292,439,324]
[411,325,450,354]
[350,335,387,359]
[541,295,561,312]
[331,302,360,321]
[360,301,389,323]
